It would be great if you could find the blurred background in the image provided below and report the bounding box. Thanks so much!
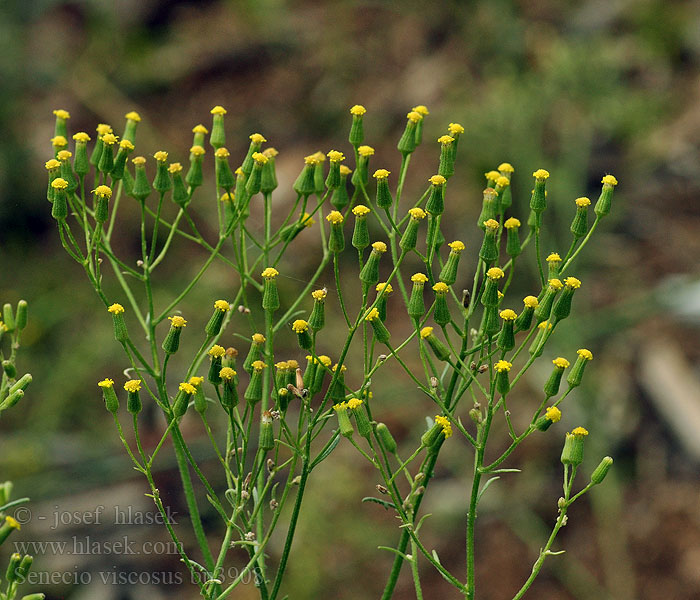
[1,0,700,598]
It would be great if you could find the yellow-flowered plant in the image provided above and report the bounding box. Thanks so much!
[46,103,616,600]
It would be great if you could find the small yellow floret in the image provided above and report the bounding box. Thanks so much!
[252,360,266,371]
[484,218,499,230]
[53,109,70,119]
[571,426,589,436]
[358,145,375,157]
[553,357,570,369]
[301,212,314,228]
[429,174,446,186]
[120,140,135,151]
[564,277,581,289]
[192,124,208,134]
[102,133,118,145]
[327,150,345,162]
[275,361,289,370]
[96,124,113,135]
[533,169,550,179]
[98,378,114,388]
[219,367,236,380]
[601,175,618,186]
[495,360,512,372]
[347,397,363,410]
[219,192,235,203]
[523,295,539,308]
[500,309,517,321]
[304,154,320,165]
[213,300,230,312]
[411,273,428,283]
[168,163,183,173]
[312,289,327,301]
[504,217,521,229]
[124,380,142,393]
[252,152,268,165]
[261,267,279,279]
[125,111,141,122]
[420,326,433,339]
[153,150,168,162]
[287,359,299,369]
[179,382,196,395]
[108,303,125,314]
[51,177,68,190]
[486,267,505,280]
[412,105,429,116]
[376,282,393,294]
[373,169,390,179]
[498,162,514,173]
[132,156,146,166]
[546,253,562,263]
[448,240,465,252]
[168,315,187,328]
[371,241,387,253]
[252,333,266,344]
[333,401,348,412]
[577,348,593,360]
[5,516,21,530]
[73,132,90,142]
[249,133,266,144]
[448,123,464,135]
[548,278,563,290]
[210,105,227,115]
[332,363,346,372]
[208,344,226,358]
[214,148,230,158]
[57,150,72,161]
[353,204,371,217]
[575,197,591,207]
[364,307,380,322]
[545,406,562,422]
[432,282,449,294]
[263,147,278,158]
[407,111,423,123]
[408,207,426,220]
[339,165,352,176]
[434,415,452,438]
[190,145,206,157]
[292,320,309,333]
[93,185,112,198]
[437,134,454,145]
[51,135,68,147]
[45,159,61,170]
[319,355,332,367]
[350,105,366,116]
[485,170,500,181]
[326,210,344,225]
[495,176,510,188]
[189,376,204,386]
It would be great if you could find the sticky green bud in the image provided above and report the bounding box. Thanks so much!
[259,411,275,451]
[359,242,387,290]
[551,277,581,323]
[124,381,142,415]
[374,171,393,210]
[261,148,279,193]
[8,373,32,396]
[590,456,613,484]
[397,113,420,155]
[205,300,230,336]
[534,279,563,323]
[530,169,549,215]
[570,197,591,237]
[334,402,354,438]
[331,168,351,210]
[186,147,205,189]
[407,274,428,320]
[561,427,588,466]
[292,320,312,350]
[376,422,397,453]
[1,389,24,410]
[432,282,451,326]
[348,105,366,146]
[496,310,517,351]
[594,175,618,217]
[479,220,500,263]
[439,241,465,285]
[327,212,345,254]
[494,360,512,395]
[108,304,128,342]
[351,205,371,250]
[545,358,570,397]
[437,135,456,179]
[3,303,15,332]
[209,106,227,149]
[567,349,593,388]
[245,362,265,404]
[5,553,21,583]
[477,188,498,230]
[98,379,119,413]
[293,159,317,196]
[170,165,190,207]
[2,360,16,379]
[505,218,522,257]
[420,327,450,361]
[426,175,446,215]
[162,315,187,354]
[365,308,391,344]
[214,148,235,189]
[308,291,326,331]
[261,268,280,312]
[130,158,151,202]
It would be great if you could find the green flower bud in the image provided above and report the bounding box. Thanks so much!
[476,188,498,230]
[205,300,230,337]
[261,147,279,193]
[186,146,205,189]
[312,153,325,195]
[170,163,190,207]
[2,360,16,379]
[246,152,267,196]
[590,456,613,484]
[375,282,393,321]
[308,289,327,331]
[397,111,421,155]
[479,219,500,263]
[8,373,31,396]
[292,320,312,350]
[219,367,239,409]
[561,426,588,466]
[570,197,591,237]
[45,159,61,203]
[1,389,24,410]
[57,151,78,195]
[352,146,374,188]
[326,211,345,254]
[293,157,318,196]
[302,356,317,391]
[331,166,352,210]
[439,240,465,285]
[376,422,397,453]
[91,124,112,167]
[528,322,552,357]
[334,401,354,438]
[497,163,514,207]
[5,553,21,583]
[243,334,265,374]
[351,205,371,250]
[535,405,562,431]
[261,268,280,312]
[481,305,500,337]
[400,207,426,251]
[494,360,512,395]
[594,175,618,218]
[207,345,226,385]
[374,169,393,210]
[209,106,227,149]
[365,308,391,344]
[93,184,112,224]
[124,380,142,415]
[50,178,68,220]
[497,309,517,351]
[53,108,70,137]
[348,397,371,438]
[407,273,428,320]
[530,169,549,214]
[259,411,275,451]
[111,140,134,180]
[426,175,447,215]
[97,379,118,414]
[437,135,456,179]
[481,267,505,307]
[173,382,196,418]
[420,326,451,361]
[311,356,332,396]
[551,277,581,323]
[108,303,128,342]
[515,296,539,332]
[504,218,522,257]
[214,148,235,190]
[567,348,593,388]
[432,282,451,326]
[534,279,563,323]
[3,303,15,332]
[359,242,387,291]
[348,105,367,146]
[98,134,118,174]
[544,357,570,397]
[546,252,562,280]
[122,111,141,143]
[162,315,187,354]
[245,361,266,405]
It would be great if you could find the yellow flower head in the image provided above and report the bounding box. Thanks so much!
[339,165,352,176]
[347,397,363,410]
[575,196,591,207]
[319,355,332,367]
[219,192,235,203]
[407,111,423,123]
[210,105,227,115]
[57,150,72,161]
[498,162,514,173]
[119,139,135,152]
[429,174,446,186]
[553,357,570,369]
[504,217,521,229]
[350,105,366,116]
[214,300,230,312]
[326,210,344,225]
[432,282,449,294]
[571,426,589,437]
[327,150,345,162]
[51,135,68,147]
[189,376,204,387]
[53,108,70,119]
[420,326,433,339]
[545,406,562,422]
[261,267,279,279]
[485,170,501,181]
[190,145,206,157]
[51,177,68,190]
[437,134,454,145]
[108,303,125,314]
[287,359,299,369]
[192,124,208,134]
[364,307,380,322]
[533,169,550,180]
[352,204,371,217]
[495,176,510,188]
[292,319,309,333]
[564,277,581,289]
[548,278,563,291]
[448,240,465,252]
[538,321,552,331]
[252,360,266,371]
[448,122,464,135]
[92,185,112,200]
[484,218,499,230]
[124,111,141,122]
[167,162,182,174]
[373,169,390,179]
[500,309,517,321]
[372,241,387,253]
[412,105,429,116]
[486,267,505,280]
[219,367,236,380]
[333,401,348,412]
[358,145,375,157]
[301,212,315,228]
[523,295,539,308]
[263,147,278,158]
[312,289,327,301]
[304,154,320,165]
[601,175,618,186]
[411,273,428,283]
[249,133,266,144]
[179,382,196,395]
[45,159,61,170]
[168,315,187,328]
[252,333,266,344]
[152,150,167,162]
[208,344,226,358]
[376,282,393,294]
[98,378,115,388]
[5,516,21,531]
[132,156,146,166]
[434,415,452,438]
[102,133,118,145]
[73,132,90,142]
[124,380,142,393]
[408,207,427,220]
[96,124,113,136]
[275,361,289,370]
[214,148,230,158]
[332,363,346,372]
[252,152,268,165]
[577,348,593,360]
[546,253,562,263]
[495,360,512,372]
